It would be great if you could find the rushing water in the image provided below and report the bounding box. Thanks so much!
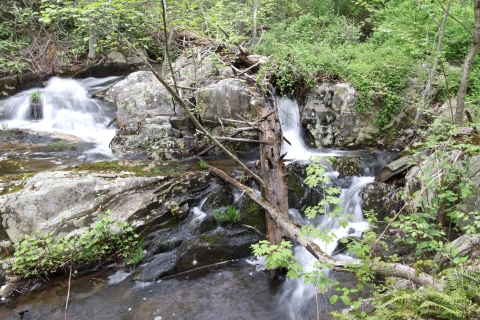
[0,76,119,157]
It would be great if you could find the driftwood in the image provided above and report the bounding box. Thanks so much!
[208,165,444,290]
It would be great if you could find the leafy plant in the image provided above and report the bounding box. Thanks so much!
[214,205,240,225]
[29,90,42,102]
[11,210,143,278]
[199,160,207,169]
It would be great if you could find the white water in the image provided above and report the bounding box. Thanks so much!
[277,96,350,161]
[1,76,119,156]
[274,96,379,318]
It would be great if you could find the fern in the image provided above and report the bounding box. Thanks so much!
[334,269,480,320]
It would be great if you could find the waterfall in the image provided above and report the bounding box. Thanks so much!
[277,96,347,161]
[273,96,378,318]
[0,76,119,156]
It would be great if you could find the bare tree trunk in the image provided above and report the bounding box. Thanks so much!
[259,104,289,250]
[414,1,450,127]
[251,0,258,48]
[88,29,95,60]
[455,0,480,126]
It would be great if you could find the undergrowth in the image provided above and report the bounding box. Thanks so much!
[11,210,143,278]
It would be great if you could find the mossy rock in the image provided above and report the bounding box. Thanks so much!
[239,198,266,234]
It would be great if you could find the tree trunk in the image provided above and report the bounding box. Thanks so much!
[251,0,258,48]
[455,0,480,126]
[259,104,289,249]
[414,1,450,127]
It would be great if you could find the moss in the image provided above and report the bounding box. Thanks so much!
[200,233,218,244]
[70,161,180,177]
[0,172,35,196]
[239,198,266,234]
[158,217,181,229]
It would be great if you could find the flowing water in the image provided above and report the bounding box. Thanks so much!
[0,77,119,157]
[0,87,389,319]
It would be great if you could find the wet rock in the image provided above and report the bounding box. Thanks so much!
[300,97,336,148]
[0,168,211,243]
[0,75,18,98]
[302,82,381,149]
[132,228,263,281]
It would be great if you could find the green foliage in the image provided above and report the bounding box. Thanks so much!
[351,269,480,320]
[48,140,69,151]
[390,127,480,258]
[214,205,240,225]
[11,210,143,277]
[29,90,41,102]
[199,160,207,169]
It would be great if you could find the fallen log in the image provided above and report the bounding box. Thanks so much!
[208,165,444,290]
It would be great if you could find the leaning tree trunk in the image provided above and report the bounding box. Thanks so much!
[455,0,480,126]
[259,103,289,252]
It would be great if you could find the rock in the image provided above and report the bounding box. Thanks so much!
[434,234,480,264]
[0,168,211,243]
[105,71,187,160]
[0,75,18,98]
[197,79,255,122]
[375,155,416,183]
[132,228,263,281]
[301,96,336,148]
[302,82,381,149]
[106,51,127,64]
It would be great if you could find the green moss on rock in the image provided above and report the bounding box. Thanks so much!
[239,198,266,234]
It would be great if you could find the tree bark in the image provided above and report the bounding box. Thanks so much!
[414,1,450,127]
[251,0,258,48]
[208,165,444,291]
[259,104,289,248]
[455,0,480,126]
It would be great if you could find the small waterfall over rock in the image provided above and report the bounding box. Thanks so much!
[1,76,119,156]
[273,96,380,318]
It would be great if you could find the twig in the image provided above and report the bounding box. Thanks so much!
[106,114,118,128]
[241,224,266,237]
[64,265,72,320]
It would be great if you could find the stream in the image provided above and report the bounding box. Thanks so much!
[0,77,390,319]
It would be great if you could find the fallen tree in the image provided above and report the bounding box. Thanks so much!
[119,34,445,290]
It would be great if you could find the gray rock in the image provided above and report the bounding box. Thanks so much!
[0,75,18,98]
[132,228,263,281]
[0,170,167,242]
[302,82,380,149]
[106,51,127,64]
[197,79,255,122]
[301,97,337,148]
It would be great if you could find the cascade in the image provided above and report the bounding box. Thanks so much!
[0,76,119,156]
[274,96,381,318]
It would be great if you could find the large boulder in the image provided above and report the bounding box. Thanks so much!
[0,167,211,243]
[105,71,185,160]
[301,83,380,148]
[197,78,258,122]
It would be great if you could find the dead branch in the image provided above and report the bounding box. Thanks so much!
[208,165,444,290]
[117,31,265,189]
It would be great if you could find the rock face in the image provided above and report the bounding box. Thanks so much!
[197,78,257,122]
[105,71,185,160]
[0,168,212,243]
[301,83,380,148]
[105,64,260,159]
